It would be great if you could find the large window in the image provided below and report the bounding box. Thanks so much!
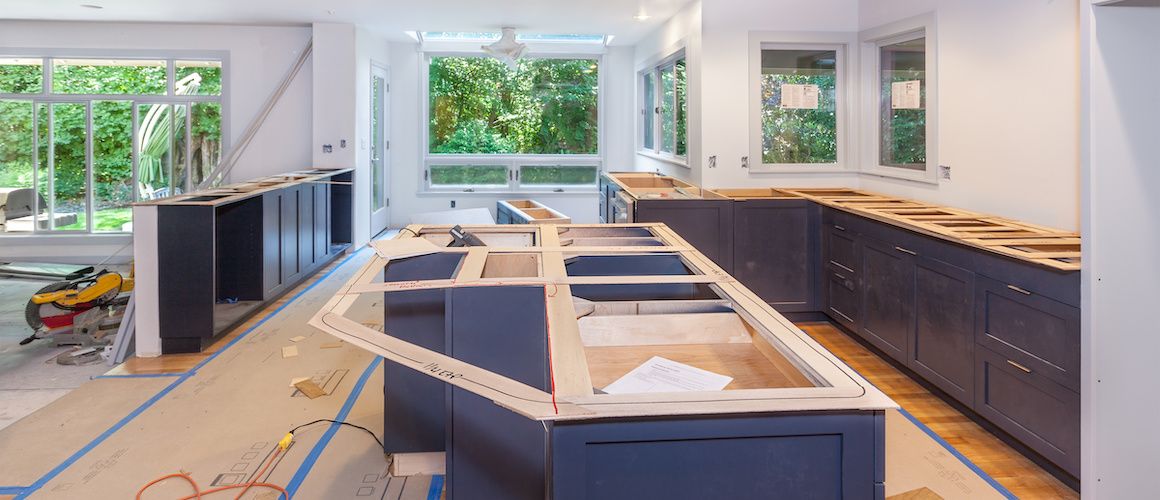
[639,55,687,163]
[759,49,838,165]
[0,56,224,234]
[424,55,599,191]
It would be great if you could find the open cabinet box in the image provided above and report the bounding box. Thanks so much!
[309,223,895,499]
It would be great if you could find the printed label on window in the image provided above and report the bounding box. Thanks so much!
[780,83,820,110]
[891,80,922,109]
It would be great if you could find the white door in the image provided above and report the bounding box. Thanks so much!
[369,64,390,235]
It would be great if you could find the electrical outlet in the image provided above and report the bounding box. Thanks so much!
[708,155,717,169]
[741,156,749,169]
[322,144,333,153]
[340,139,347,148]
[939,165,952,180]
[450,200,456,208]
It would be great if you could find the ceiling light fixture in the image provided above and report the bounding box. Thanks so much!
[80,3,103,8]
[482,28,527,70]
[633,10,650,21]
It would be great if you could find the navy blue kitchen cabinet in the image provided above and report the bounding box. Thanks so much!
[731,199,820,312]
[859,237,915,363]
[911,256,976,407]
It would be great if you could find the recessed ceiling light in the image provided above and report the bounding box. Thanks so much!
[633,12,650,21]
[80,3,103,8]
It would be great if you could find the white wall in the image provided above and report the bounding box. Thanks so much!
[632,0,703,184]
[0,20,314,262]
[1080,2,1160,496]
[858,0,1080,231]
[698,0,862,190]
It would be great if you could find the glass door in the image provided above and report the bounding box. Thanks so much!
[370,64,390,236]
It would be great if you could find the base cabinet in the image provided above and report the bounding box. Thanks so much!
[732,199,818,312]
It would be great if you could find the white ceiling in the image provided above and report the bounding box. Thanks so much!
[0,0,693,45]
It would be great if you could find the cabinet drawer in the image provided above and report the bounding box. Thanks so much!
[976,276,1080,391]
[825,269,859,332]
[825,225,859,273]
[975,346,1080,476]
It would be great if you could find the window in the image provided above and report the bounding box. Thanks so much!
[639,54,687,163]
[0,56,224,234]
[878,37,926,170]
[860,15,936,183]
[759,49,838,165]
[423,54,600,191]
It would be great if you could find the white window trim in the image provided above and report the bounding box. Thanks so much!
[858,13,939,184]
[419,51,603,194]
[0,49,229,236]
[636,49,688,167]
[747,32,858,173]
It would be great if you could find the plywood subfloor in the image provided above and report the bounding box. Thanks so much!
[586,343,813,391]
[799,322,1078,500]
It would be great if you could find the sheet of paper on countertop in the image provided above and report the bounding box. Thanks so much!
[891,80,922,109]
[602,356,733,394]
[780,83,820,110]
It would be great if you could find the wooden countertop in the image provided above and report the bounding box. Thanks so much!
[604,173,1080,272]
[133,168,353,207]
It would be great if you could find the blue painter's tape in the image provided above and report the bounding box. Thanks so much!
[282,356,383,499]
[15,249,366,499]
[427,474,445,500]
[93,373,185,379]
[896,407,1018,499]
[0,486,26,494]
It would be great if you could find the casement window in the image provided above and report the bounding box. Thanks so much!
[0,55,224,234]
[860,15,938,183]
[638,54,687,164]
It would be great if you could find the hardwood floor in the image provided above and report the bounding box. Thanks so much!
[797,322,1078,500]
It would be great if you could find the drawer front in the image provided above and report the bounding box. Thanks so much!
[825,225,859,273]
[825,269,859,332]
[975,346,1080,476]
[976,276,1080,391]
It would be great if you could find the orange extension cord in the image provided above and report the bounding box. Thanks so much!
[135,446,290,500]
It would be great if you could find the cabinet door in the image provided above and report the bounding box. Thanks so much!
[733,200,815,312]
[298,185,315,270]
[860,238,915,362]
[280,187,299,282]
[636,200,734,273]
[262,192,284,296]
[975,346,1080,476]
[911,256,975,405]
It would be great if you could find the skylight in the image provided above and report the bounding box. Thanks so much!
[421,32,607,44]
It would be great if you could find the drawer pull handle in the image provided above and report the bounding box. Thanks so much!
[894,246,917,256]
[1006,360,1033,374]
[1007,284,1033,295]
[834,225,846,231]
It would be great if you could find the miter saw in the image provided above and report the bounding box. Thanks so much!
[21,268,133,348]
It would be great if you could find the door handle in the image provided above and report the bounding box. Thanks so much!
[1006,359,1033,374]
[1007,284,1033,295]
[894,246,917,256]
[833,224,846,231]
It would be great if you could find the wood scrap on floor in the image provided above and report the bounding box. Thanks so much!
[290,335,307,342]
[389,452,446,477]
[281,345,298,358]
[293,379,327,399]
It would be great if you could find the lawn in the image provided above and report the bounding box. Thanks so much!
[56,207,132,232]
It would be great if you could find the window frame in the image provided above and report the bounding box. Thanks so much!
[0,49,228,235]
[419,51,603,194]
[637,49,688,167]
[747,33,856,173]
[859,14,939,184]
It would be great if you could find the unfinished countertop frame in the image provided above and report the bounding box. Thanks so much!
[604,173,1080,271]
[309,223,896,422]
[133,167,354,207]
